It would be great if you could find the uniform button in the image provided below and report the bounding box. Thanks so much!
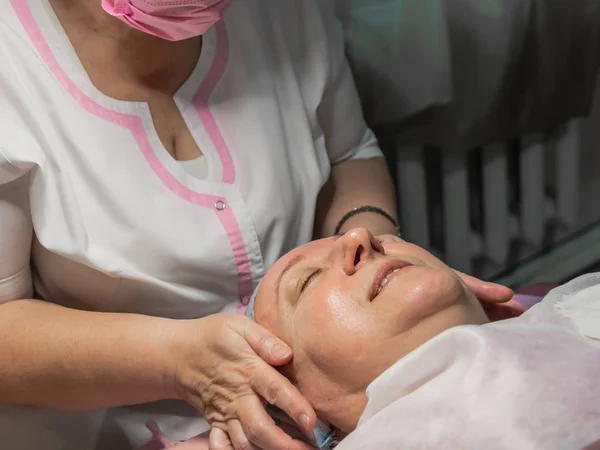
[214,200,226,211]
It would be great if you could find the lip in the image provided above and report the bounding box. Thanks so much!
[370,259,413,301]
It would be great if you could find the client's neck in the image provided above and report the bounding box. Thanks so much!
[296,367,369,433]
[320,391,368,434]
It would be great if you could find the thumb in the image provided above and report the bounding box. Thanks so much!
[235,317,293,366]
[209,427,233,450]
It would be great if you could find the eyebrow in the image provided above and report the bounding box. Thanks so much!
[273,236,340,301]
[274,254,306,301]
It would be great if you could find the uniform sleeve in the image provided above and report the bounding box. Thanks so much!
[0,172,33,304]
[0,29,45,302]
[0,121,36,302]
[0,152,33,185]
[315,2,383,164]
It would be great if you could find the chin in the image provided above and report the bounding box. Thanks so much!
[380,287,483,361]
[378,266,465,324]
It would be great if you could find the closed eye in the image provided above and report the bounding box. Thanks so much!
[300,269,321,293]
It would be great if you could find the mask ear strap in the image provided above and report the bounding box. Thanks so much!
[313,418,337,449]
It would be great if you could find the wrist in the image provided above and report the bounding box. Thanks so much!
[152,317,191,401]
[166,315,217,403]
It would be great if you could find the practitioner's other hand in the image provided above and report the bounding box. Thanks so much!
[455,271,524,320]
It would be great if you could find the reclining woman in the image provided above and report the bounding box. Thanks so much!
[144,228,600,449]
[247,228,600,449]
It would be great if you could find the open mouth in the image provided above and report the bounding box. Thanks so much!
[370,260,413,301]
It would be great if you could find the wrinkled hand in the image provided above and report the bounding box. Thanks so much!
[376,234,525,319]
[172,314,316,450]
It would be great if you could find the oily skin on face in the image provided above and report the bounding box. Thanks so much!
[254,228,488,432]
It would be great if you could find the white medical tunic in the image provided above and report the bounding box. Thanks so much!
[0,0,382,448]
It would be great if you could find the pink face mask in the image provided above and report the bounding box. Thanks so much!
[101,0,233,41]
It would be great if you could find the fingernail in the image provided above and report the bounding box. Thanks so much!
[299,413,310,430]
[271,344,291,359]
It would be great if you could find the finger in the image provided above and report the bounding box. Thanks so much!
[483,301,526,321]
[266,405,298,427]
[228,419,260,450]
[237,395,315,450]
[455,270,514,303]
[233,319,293,366]
[209,427,234,450]
[501,300,527,317]
[251,362,316,432]
[267,406,314,442]
[503,299,527,315]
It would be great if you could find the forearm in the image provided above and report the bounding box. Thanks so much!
[0,299,180,411]
[314,157,398,238]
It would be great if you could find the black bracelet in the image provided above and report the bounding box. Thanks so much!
[334,205,401,236]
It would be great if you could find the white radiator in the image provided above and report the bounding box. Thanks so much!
[395,121,582,278]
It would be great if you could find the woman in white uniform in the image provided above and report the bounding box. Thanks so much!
[0,1,513,449]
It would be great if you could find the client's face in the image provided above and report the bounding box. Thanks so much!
[254,228,487,431]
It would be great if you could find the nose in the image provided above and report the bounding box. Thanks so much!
[335,228,385,275]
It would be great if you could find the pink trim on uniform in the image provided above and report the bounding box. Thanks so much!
[10,1,254,299]
[193,22,236,185]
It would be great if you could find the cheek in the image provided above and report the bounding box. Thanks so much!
[293,287,375,375]
[317,289,368,331]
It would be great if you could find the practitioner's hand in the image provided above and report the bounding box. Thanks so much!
[455,271,525,319]
[172,314,316,450]
[376,234,524,319]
